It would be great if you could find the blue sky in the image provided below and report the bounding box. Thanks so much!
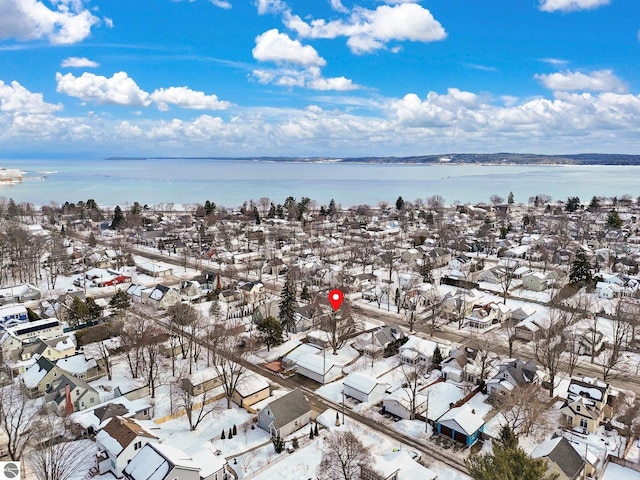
[1,0,640,158]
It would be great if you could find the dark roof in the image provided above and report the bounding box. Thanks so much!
[504,359,537,386]
[268,389,310,430]
[101,416,157,449]
[546,437,585,479]
[94,403,129,423]
[12,319,60,336]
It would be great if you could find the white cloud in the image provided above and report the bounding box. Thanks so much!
[0,80,62,114]
[56,71,151,106]
[256,0,287,15]
[210,0,231,8]
[253,29,326,67]
[535,69,626,93]
[308,76,357,91]
[539,0,610,12]
[61,56,99,68]
[540,57,568,66]
[104,17,114,28]
[150,86,232,111]
[329,0,348,13]
[284,3,446,54]
[0,0,99,45]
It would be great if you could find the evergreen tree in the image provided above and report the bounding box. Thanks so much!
[431,345,444,369]
[507,191,514,205]
[85,297,103,320]
[565,196,580,213]
[606,209,623,229]
[465,426,558,480]
[300,285,311,301]
[232,424,237,436]
[314,422,319,436]
[276,204,284,219]
[569,248,593,285]
[279,275,296,333]
[267,202,276,219]
[292,437,299,449]
[111,205,125,229]
[221,430,225,440]
[253,206,261,225]
[228,428,233,439]
[395,196,405,211]
[88,232,97,247]
[327,198,336,216]
[272,435,284,453]
[109,289,131,316]
[588,196,601,212]
[310,426,314,439]
[257,316,284,351]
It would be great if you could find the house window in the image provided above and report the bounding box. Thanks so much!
[580,418,588,429]
[90,397,95,404]
[134,441,142,450]
[76,389,80,396]
[576,405,581,412]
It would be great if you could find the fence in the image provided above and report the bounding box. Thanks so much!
[154,391,226,424]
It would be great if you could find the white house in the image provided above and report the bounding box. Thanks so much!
[295,353,342,384]
[383,388,429,420]
[95,416,158,478]
[257,389,311,437]
[343,372,388,404]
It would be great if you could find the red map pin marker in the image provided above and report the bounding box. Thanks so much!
[328,289,344,311]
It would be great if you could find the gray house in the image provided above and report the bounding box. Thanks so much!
[0,283,41,305]
[124,442,226,480]
[257,389,311,437]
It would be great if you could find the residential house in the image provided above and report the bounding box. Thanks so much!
[180,280,202,300]
[238,281,264,304]
[399,336,447,366]
[423,381,466,423]
[343,372,388,404]
[0,318,64,361]
[143,284,181,309]
[43,373,101,413]
[231,372,270,409]
[354,323,404,358]
[181,367,223,396]
[361,455,400,480]
[124,443,227,480]
[257,389,311,437]
[449,255,471,271]
[0,283,41,305]
[96,416,159,478]
[531,437,586,480]
[560,377,611,433]
[522,271,548,292]
[20,355,61,397]
[436,405,485,446]
[54,353,102,381]
[486,359,539,396]
[0,304,29,328]
[477,267,506,284]
[382,388,429,420]
[290,304,322,333]
[295,354,341,384]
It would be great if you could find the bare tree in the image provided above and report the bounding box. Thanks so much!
[317,430,375,480]
[211,328,248,409]
[97,341,113,381]
[141,327,165,399]
[498,260,518,304]
[504,318,519,358]
[173,377,222,431]
[534,318,564,398]
[615,394,640,446]
[399,361,430,420]
[493,383,552,438]
[0,383,38,460]
[321,303,359,355]
[26,417,94,480]
[601,298,632,381]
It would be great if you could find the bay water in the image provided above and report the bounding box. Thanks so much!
[0,158,638,208]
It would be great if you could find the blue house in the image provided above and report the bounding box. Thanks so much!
[0,304,29,328]
[436,405,484,446]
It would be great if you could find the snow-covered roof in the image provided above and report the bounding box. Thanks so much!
[437,405,484,436]
[296,353,337,375]
[424,381,465,421]
[55,354,97,375]
[235,372,270,397]
[343,372,385,395]
[188,366,219,386]
[21,356,52,388]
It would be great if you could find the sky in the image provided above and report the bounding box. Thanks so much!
[1,0,640,158]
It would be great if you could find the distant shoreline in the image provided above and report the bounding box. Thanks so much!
[103,153,640,166]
